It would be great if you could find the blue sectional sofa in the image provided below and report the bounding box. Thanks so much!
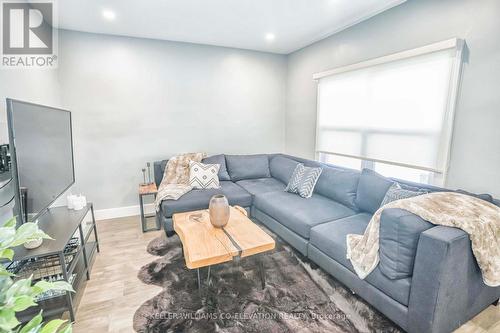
[154,153,500,333]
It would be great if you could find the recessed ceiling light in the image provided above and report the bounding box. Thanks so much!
[265,33,275,42]
[102,9,116,21]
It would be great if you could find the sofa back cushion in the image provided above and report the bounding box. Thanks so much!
[225,154,271,181]
[202,154,231,181]
[456,189,494,204]
[314,166,360,210]
[154,160,168,187]
[379,208,434,279]
[269,156,300,184]
[355,169,393,213]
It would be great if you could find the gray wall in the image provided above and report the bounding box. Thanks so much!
[0,70,61,144]
[285,0,500,197]
[58,30,287,210]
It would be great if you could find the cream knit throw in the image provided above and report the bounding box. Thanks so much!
[154,152,206,211]
[346,192,500,287]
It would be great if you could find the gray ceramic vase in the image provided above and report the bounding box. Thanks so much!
[209,194,230,228]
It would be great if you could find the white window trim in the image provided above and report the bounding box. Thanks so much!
[313,38,465,185]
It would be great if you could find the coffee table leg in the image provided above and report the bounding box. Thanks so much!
[197,268,201,289]
[257,255,266,289]
[207,266,211,285]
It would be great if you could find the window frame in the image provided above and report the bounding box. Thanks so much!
[318,151,442,186]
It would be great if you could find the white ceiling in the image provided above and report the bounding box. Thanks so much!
[58,0,406,54]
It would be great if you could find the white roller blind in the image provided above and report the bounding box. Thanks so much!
[315,39,464,173]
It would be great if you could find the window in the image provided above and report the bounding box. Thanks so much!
[314,39,464,185]
[319,153,362,170]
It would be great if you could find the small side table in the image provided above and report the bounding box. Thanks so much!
[139,183,160,232]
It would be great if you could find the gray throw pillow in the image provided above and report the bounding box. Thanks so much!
[380,182,428,206]
[285,164,323,198]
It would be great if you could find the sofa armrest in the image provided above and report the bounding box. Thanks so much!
[407,226,497,333]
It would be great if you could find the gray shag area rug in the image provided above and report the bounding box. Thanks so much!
[133,228,402,333]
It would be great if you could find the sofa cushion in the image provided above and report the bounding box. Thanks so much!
[160,181,252,218]
[309,214,411,306]
[355,169,394,213]
[269,156,300,184]
[236,178,285,196]
[314,166,360,210]
[225,154,271,181]
[253,191,355,239]
[202,154,230,181]
[379,208,434,280]
[310,213,372,268]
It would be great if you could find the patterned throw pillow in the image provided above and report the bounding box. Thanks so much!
[285,164,323,198]
[188,161,220,189]
[380,182,428,206]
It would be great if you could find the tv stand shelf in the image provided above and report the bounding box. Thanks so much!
[9,203,99,323]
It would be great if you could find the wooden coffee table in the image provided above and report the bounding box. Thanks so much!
[173,206,275,288]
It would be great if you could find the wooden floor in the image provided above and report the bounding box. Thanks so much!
[72,216,500,333]
[72,216,163,333]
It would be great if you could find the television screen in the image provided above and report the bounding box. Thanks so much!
[7,99,74,222]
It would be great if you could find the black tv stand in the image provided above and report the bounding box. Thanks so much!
[8,203,99,323]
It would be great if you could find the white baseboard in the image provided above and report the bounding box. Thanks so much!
[92,203,155,221]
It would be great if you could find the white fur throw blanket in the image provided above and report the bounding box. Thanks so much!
[346,192,500,287]
[154,152,206,211]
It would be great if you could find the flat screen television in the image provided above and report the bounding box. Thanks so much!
[6,99,75,224]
